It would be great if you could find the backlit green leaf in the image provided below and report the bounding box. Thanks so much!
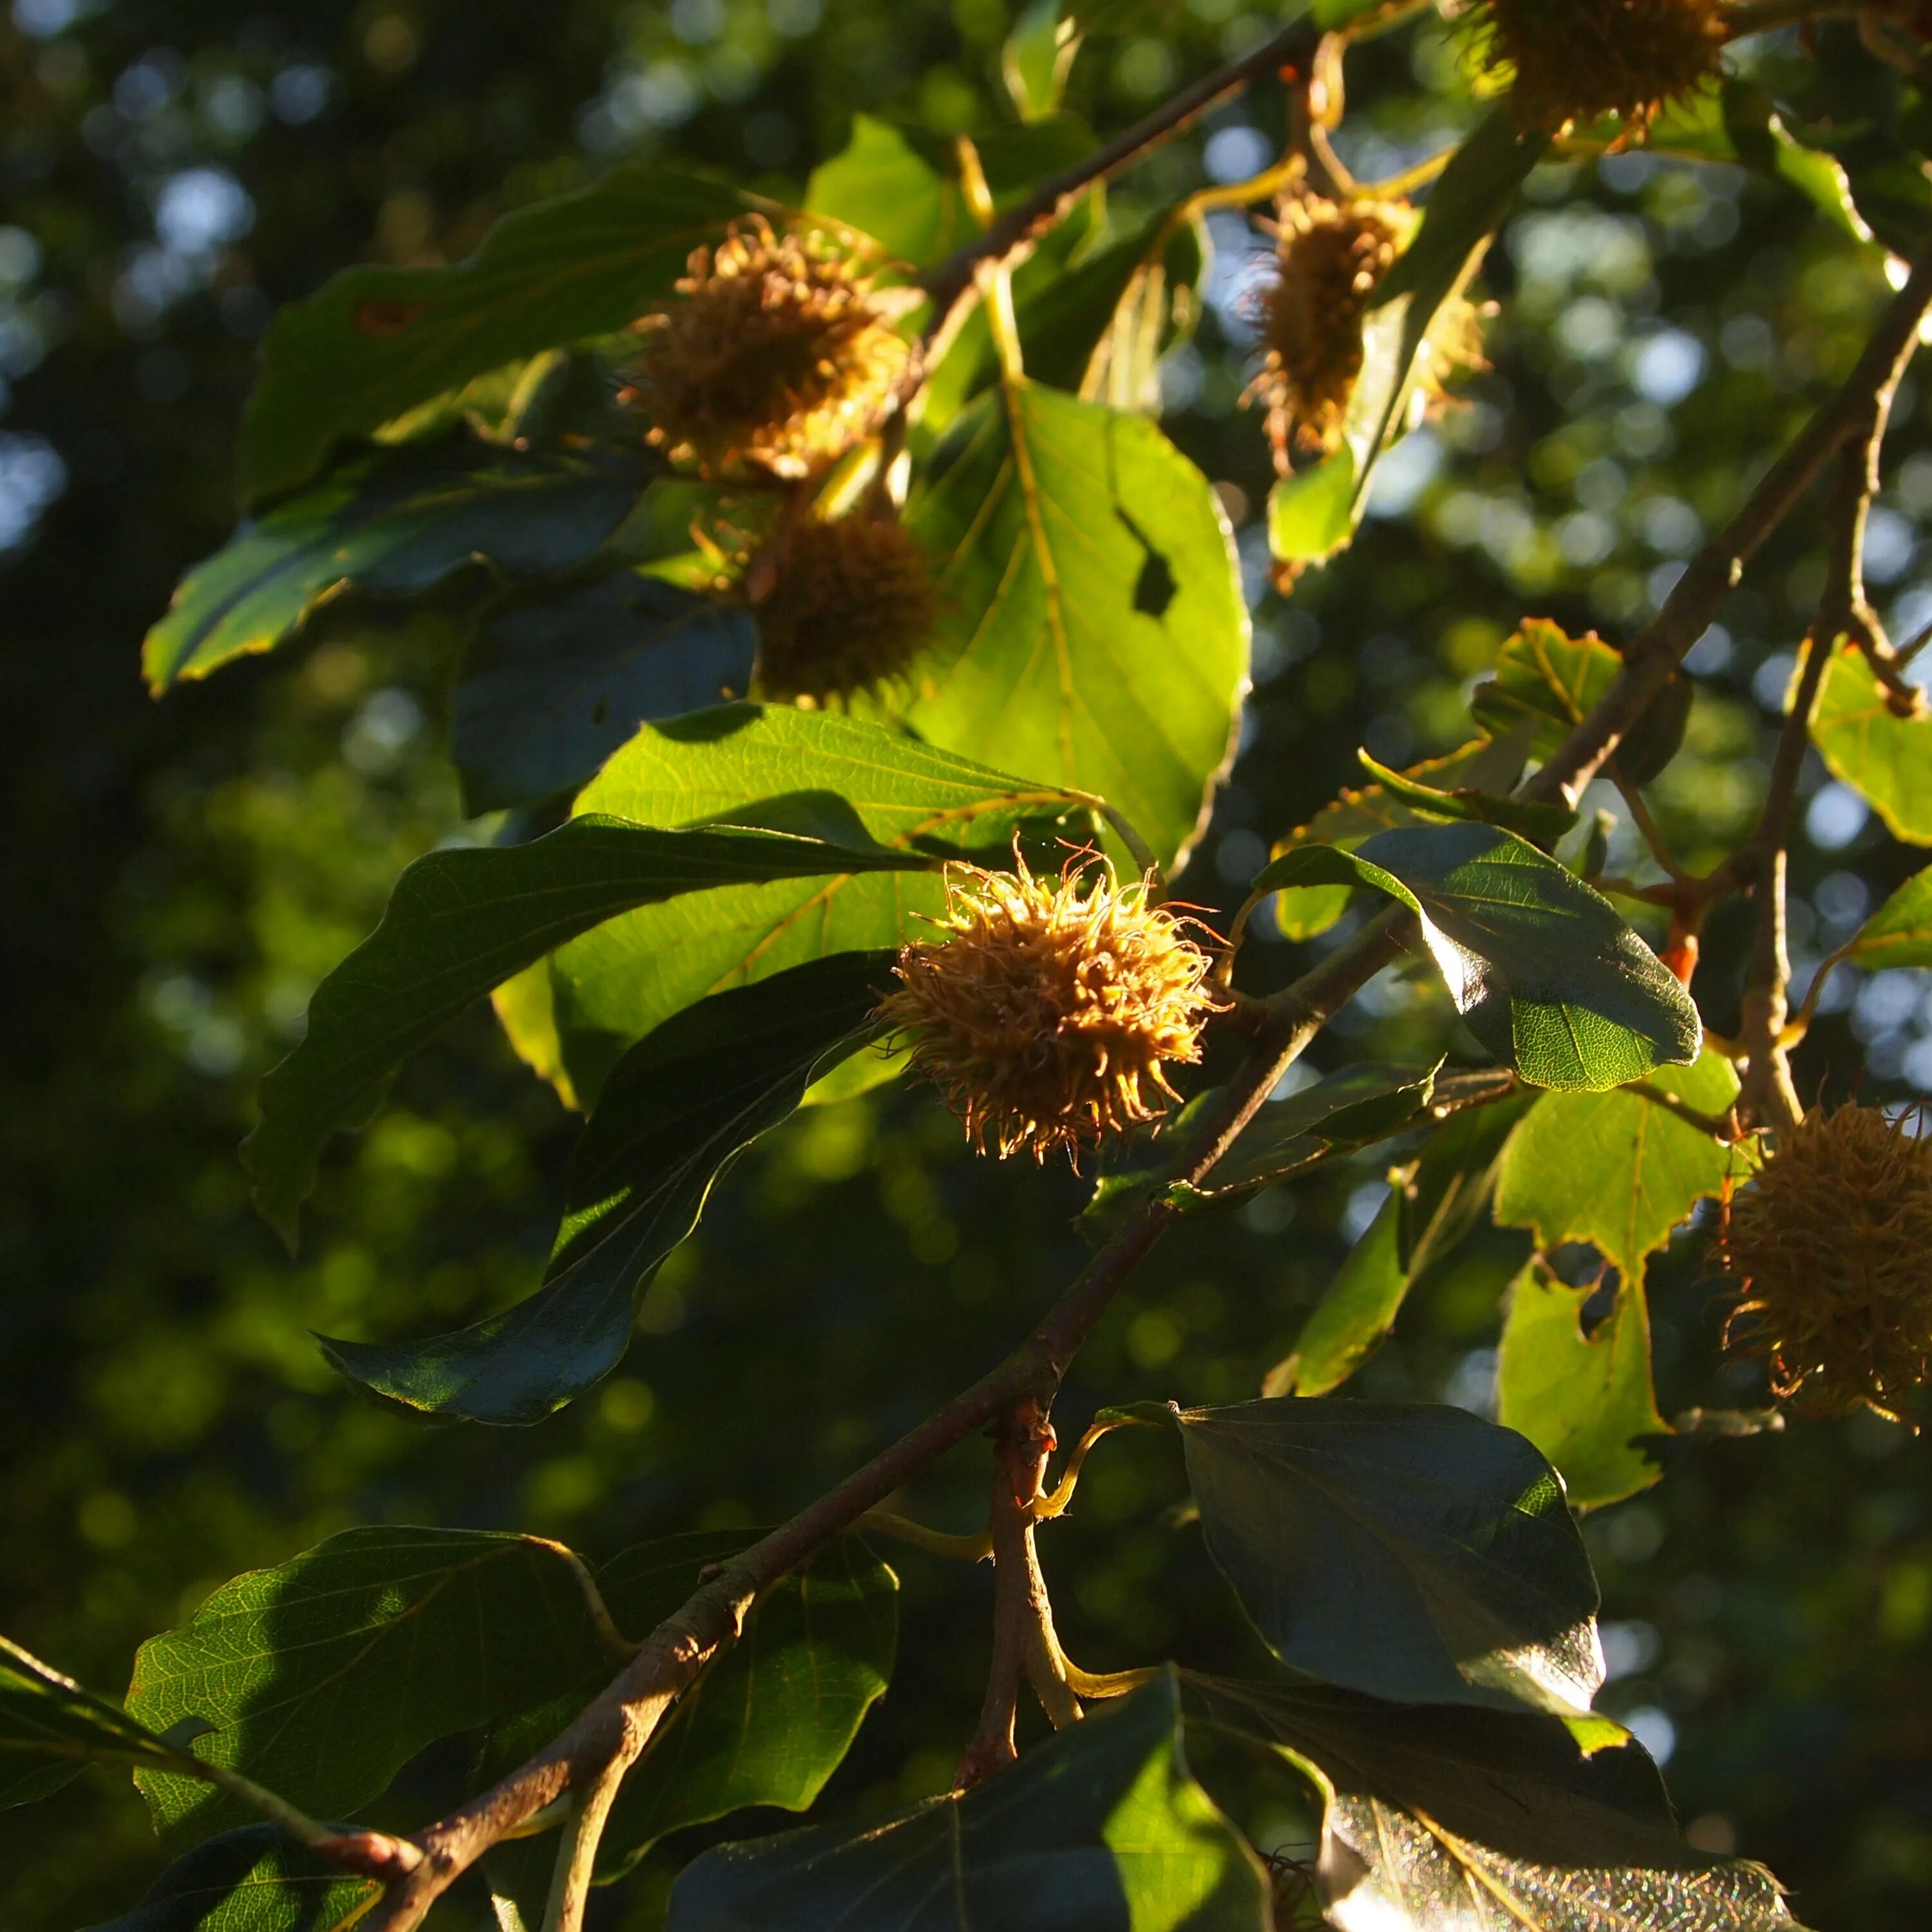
[85,1824,377,1932]
[1256,823,1702,1091]
[1493,1049,1742,1280]
[805,115,965,266]
[549,704,1088,1101]
[898,377,1247,871]
[323,952,892,1421]
[665,1670,1269,1932]
[1810,642,1932,842]
[1846,861,1932,967]
[126,1528,603,1844]
[240,168,750,502]
[1170,1397,1604,1714]
[1498,1264,1672,1511]
[142,439,645,691]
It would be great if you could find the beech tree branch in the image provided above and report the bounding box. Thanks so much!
[345,107,1932,1932]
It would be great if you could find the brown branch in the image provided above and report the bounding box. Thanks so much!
[1740,371,1900,1128]
[918,19,1321,332]
[1519,238,1932,812]
[955,1400,1079,1787]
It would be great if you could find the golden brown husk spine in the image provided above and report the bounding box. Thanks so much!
[622,215,909,480]
[878,857,1223,1163]
[750,514,940,705]
[1718,1102,1932,1419]
[1245,195,1410,471]
[1459,0,1729,134]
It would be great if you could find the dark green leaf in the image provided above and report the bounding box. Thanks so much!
[1265,738,1527,942]
[1494,1049,1741,1280]
[1268,1095,1530,1397]
[245,808,931,1244]
[1356,748,1576,846]
[86,1824,378,1932]
[665,1669,1269,1932]
[1219,1061,1441,1197]
[805,115,966,267]
[898,377,1247,871]
[1846,860,1932,967]
[547,704,1086,1101]
[1170,1397,1603,1713]
[1256,823,1702,1092]
[125,1528,603,1843]
[1498,1264,1672,1511]
[143,438,645,691]
[1810,641,1932,842]
[240,168,750,502]
[323,952,893,1421]
[599,1531,896,1875]
[450,572,758,813]
[1184,1674,1808,1929]
[0,1634,196,1808]
[1182,1673,1687,1870]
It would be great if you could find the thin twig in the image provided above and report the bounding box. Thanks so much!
[1519,238,1932,811]
[538,1757,626,1932]
[919,19,1321,332]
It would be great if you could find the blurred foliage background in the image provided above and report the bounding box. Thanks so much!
[1,0,1929,1925]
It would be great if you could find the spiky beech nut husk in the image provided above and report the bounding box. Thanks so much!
[750,514,938,704]
[1243,196,1412,471]
[622,216,909,480]
[1459,0,1728,134]
[878,857,1223,1162]
[1719,1103,1932,1419]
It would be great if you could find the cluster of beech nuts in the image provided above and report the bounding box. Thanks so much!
[624,215,936,705]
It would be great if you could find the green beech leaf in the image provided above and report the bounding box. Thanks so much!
[1269,107,1546,571]
[1498,1264,1673,1511]
[1,1634,203,1809]
[898,377,1247,871]
[1493,1048,1742,1281]
[85,1824,378,1932]
[1256,823,1701,1091]
[239,168,751,502]
[1182,1674,1809,1931]
[484,1529,896,1919]
[549,705,1088,1101]
[450,573,758,813]
[806,114,965,267]
[142,438,645,691]
[1470,618,1690,786]
[1810,642,1932,842]
[665,1669,1269,1932]
[244,810,932,1244]
[1356,748,1576,846]
[1267,738,1527,941]
[125,1528,606,1844]
[323,951,893,1421]
[1846,862,1932,967]
[1167,1398,1604,1714]
[1004,0,1078,122]
[1269,1095,1531,1396]
[1217,1060,1443,1197]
